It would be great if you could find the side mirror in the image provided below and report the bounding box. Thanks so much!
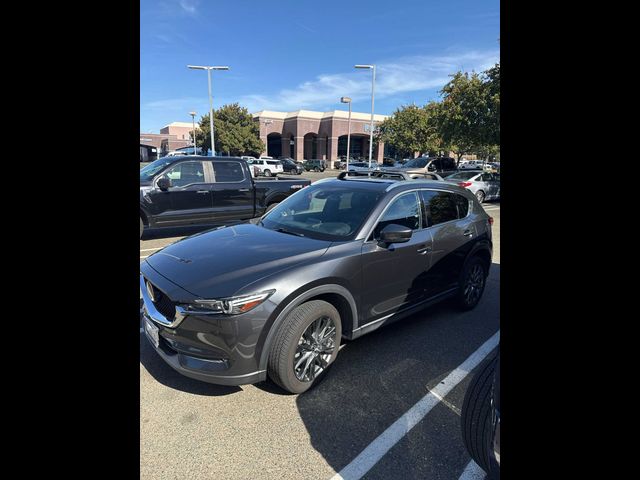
[157,176,171,191]
[378,224,412,245]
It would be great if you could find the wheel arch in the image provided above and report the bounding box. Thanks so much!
[257,283,357,372]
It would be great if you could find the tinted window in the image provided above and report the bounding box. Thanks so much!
[374,192,422,238]
[212,161,245,182]
[421,191,458,226]
[441,158,457,170]
[162,161,204,187]
[455,194,469,218]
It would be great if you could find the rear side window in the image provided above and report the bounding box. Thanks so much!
[421,191,458,226]
[212,161,245,182]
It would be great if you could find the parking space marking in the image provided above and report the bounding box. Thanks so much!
[330,330,500,480]
[458,460,486,480]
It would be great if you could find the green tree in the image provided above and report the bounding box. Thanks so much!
[194,103,264,156]
[376,103,442,158]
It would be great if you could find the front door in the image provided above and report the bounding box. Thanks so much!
[152,160,214,226]
[360,191,433,323]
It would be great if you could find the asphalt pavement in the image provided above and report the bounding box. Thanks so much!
[139,194,500,480]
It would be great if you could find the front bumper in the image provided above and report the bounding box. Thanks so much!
[140,268,270,386]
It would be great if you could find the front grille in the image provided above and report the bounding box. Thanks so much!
[148,282,176,321]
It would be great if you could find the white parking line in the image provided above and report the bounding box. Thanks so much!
[459,460,486,480]
[330,330,500,480]
[140,247,163,252]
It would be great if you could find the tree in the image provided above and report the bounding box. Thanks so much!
[376,103,442,158]
[194,103,264,156]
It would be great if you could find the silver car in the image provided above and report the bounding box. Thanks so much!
[445,170,500,203]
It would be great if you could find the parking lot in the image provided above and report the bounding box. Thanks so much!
[140,173,500,480]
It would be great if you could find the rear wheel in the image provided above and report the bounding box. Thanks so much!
[264,169,272,177]
[461,352,498,474]
[268,300,342,394]
[475,190,486,203]
[455,256,487,310]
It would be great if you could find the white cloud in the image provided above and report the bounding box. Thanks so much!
[241,50,499,112]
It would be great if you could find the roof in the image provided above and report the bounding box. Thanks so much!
[253,109,388,122]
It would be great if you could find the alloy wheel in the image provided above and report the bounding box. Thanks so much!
[293,316,337,382]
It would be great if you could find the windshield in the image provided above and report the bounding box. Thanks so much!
[260,184,383,241]
[140,157,174,181]
[445,171,480,180]
[403,158,428,168]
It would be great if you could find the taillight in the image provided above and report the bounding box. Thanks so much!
[488,216,494,226]
[459,181,472,187]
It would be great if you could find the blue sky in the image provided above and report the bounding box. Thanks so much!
[140,0,499,133]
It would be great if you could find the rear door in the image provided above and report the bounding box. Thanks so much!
[151,159,214,226]
[210,160,255,222]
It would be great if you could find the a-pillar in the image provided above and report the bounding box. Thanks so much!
[294,136,304,161]
[316,137,327,160]
[327,137,338,162]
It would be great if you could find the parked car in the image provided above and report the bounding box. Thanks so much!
[139,156,310,237]
[443,170,500,203]
[247,158,284,177]
[302,159,327,172]
[140,175,493,393]
[397,156,458,177]
[280,158,304,175]
[461,346,500,479]
[348,161,381,172]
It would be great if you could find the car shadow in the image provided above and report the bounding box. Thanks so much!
[294,263,500,476]
[139,311,242,396]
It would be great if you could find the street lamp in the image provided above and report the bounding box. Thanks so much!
[355,64,376,172]
[263,119,273,157]
[187,65,230,156]
[189,111,197,155]
[340,97,352,172]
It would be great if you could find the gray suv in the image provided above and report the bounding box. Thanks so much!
[141,176,493,393]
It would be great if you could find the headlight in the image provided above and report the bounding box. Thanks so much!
[178,290,275,316]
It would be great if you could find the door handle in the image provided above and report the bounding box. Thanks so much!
[196,190,209,194]
[463,230,473,237]
[417,246,432,255]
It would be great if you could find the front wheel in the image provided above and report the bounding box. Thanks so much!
[475,190,486,203]
[264,169,272,177]
[455,256,487,310]
[268,300,342,394]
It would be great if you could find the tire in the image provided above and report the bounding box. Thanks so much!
[475,190,486,203]
[265,203,278,213]
[461,352,498,475]
[264,169,272,177]
[455,256,487,310]
[268,300,342,394]
[140,217,144,238]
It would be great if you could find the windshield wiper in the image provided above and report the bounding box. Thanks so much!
[274,227,305,237]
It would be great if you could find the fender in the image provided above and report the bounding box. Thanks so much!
[257,284,358,372]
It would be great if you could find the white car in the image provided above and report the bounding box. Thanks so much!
[247,158,284,177]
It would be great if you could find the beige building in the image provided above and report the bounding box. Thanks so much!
[253,110,388,162]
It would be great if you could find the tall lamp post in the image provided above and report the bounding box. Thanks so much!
[340,97,352,172]
[263,119,273,157]
[189,111,197,155]
[187,65,230,156]
[354,64,376,172]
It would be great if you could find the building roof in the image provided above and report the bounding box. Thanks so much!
[253,109,388,122]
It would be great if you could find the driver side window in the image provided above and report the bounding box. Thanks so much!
[373,192,422,239]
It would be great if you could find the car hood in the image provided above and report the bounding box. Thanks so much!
[145,223,332,298]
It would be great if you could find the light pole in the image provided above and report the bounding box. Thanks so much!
[340,97,352,172]
[189,111,197,155]
[355,64,376,172]
[187,65,230,156]
[263,119,273,157]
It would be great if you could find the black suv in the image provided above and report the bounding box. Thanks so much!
[141,176,493,393]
